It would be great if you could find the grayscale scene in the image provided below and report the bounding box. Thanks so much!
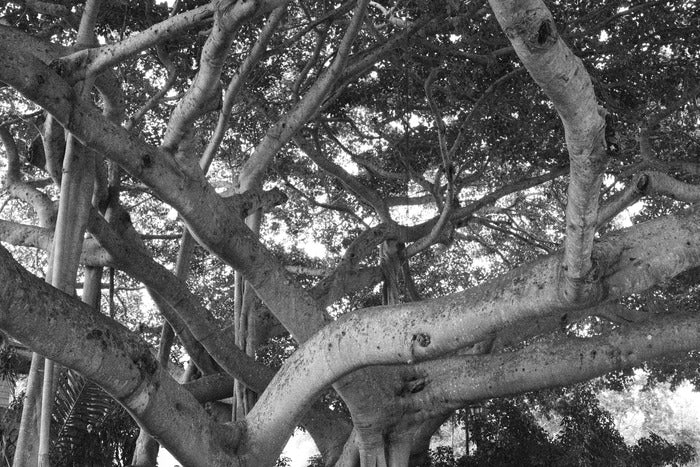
[0,0,699,466]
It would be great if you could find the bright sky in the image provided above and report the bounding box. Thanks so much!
[158,429,319,466]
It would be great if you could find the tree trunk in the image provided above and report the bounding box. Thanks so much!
[36,126,95,464]
[234,209,262,420]
[12,354,43,467]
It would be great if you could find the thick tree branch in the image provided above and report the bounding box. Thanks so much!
[87,214,273,392]
[244,206,700,465]
[489,0,607,303]
[598,171,700,228]
[199,5,287,172]
[162,1,286,151]
[404,312,700,419]
[0,126,57,225]
[0,43,328,342]
[0,219,111,267]
[0,244,239,466]
[56,4,215,83]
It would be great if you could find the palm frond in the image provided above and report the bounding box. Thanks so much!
[51,369,137,466]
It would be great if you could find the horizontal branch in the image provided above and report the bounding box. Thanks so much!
[598,171,700,228]
[0,219,112,267]
[405,312,700,419]
[56,4,215,82]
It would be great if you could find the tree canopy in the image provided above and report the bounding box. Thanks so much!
[0,0,699,465]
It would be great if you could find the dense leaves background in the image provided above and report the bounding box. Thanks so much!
[0,0,699,464]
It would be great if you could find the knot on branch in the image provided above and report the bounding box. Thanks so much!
[505,8,558,52]
[396,375,428,397]
[49,53,90,85]
[412,332,431,348]
[636,173,650,193]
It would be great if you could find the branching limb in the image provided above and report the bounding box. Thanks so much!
[401,166,568,243]
[405,71,456,257]
[238,0,370,191]
[244,206,700,465]
[402,312,700,420]
[598,171,700,228]
[0,244,240,466]
[126,47,178,130]
[162,1,287,152]
[282,177,368,226]
[472,216,555,254]
[56,4,215,83]
[489,0,607,304]
[0,44,328,343]
[0,125,56,225]
[296,133,392,221]
[199,5,287,172]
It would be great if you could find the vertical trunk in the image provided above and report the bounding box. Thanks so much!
[233,270,245,420]
[37,136,95,466]
[386,441,411,467]
[356,433,413,467]
[359,445,388,467]
[36,0,102,449]
[233,210,262,420]
[13,354,43,467]
[380,240,402,306]
[37,362,54,467]
[8,120,54,467]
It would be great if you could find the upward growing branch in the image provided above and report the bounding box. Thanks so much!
[238,0,371,191]
[161,1,286,151]
[489,0,607,304]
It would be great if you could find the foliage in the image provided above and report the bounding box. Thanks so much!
[426,388,697,467]
[631,433,696,467]
[0,346,20,389]
[0,406,21,467]
[49,370,137,466]
[306,454,325,467]
[421,388,696,467]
